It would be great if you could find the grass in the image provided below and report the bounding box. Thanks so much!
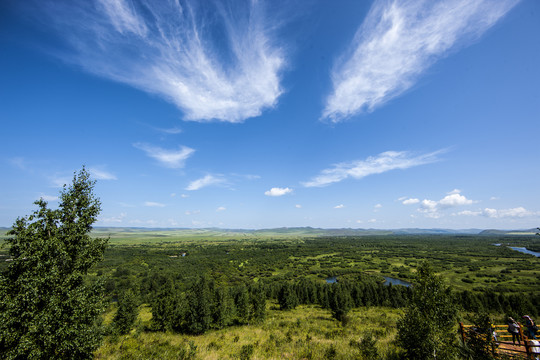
[95,303,403,359]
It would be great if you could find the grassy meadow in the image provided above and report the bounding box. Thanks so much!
[96,302,403,360]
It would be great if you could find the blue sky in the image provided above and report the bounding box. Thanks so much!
[1,0,539,229]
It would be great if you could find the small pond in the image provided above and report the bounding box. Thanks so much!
[325,276,338,284]
[383,276,411,287]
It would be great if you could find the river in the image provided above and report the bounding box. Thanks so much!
[508,247,540,257]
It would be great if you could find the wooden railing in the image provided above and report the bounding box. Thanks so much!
[459,322,539,359]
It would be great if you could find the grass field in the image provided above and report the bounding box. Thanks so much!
[96,302,404,360]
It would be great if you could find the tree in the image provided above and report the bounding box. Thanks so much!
[396,261,458,360]
[112,289,139,335]
[329,284,353,325]
[277,282,298,311]
[184,276,212,334]
[0,167,108,359]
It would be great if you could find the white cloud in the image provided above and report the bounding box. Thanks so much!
[264,187,293,197]
[402,198,420,205]
[322,0,518,122]
[303,150,443,187]
[334,204,345,209]
[374,203,382,208]
[158,127,183,135]
[295,204,302,208]
[457,207,539,218]
[438,192,474,208]
[144,201,166,207]
[89,167,117,180]
[416,189,476,218]
[101,212,127,223]
[186,175,225,191]
[457,210,482,216]
[181,194,189,198]
[37,0,286,123]
[40,194,58,202]
[483,207,536,218]
[134,143,194,169]
[216,206,226,212]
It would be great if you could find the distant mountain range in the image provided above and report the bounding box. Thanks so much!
[88,226,537,236]
[1,226,537,237]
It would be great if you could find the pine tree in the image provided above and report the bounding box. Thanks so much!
[112,289,139,335]
[185,277,212,334]
[277,282,298,311]
[0,168,108,360]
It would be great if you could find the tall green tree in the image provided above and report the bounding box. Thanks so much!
[396,261,458,360]
[112,289,139,335]
[0,168,108,360]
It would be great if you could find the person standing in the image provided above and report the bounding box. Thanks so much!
[507,317,521,345]
[524,315,538,340]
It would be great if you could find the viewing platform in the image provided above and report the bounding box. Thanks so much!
[460,322,539,359]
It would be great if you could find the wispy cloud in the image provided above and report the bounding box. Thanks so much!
[40,194,58,202]
[459,207,539,218]
[35,0,286,123]
[89,167,117,180]
[302,150,442,187]
[144,201,166,207]
[402,198,420,205]
[264,187,293,197]
[334,204,345,209]
[322,0,519,122]
[216,206,226,212]
[186,174,226,191]
[134,143,194,168]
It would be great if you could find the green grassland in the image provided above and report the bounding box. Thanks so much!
[97,302,403,360]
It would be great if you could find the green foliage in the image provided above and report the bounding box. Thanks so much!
[397,261,458,360]
[0,167,108,359]
[112,289,139,335]
[328,283,353,325]
[184,276,212,334]
[278,282,298,310]
[150,277,178,331]
[459,313,498,360]
[239,343,255,360]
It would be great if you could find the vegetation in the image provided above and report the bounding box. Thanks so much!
[397,262,458,360]
[1,192,539,358]
[0,168,108,359]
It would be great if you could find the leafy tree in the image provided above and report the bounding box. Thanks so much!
[396,261,458,360]
[0,168,108,359]
[459,313,498,360]
[112,289,139,335]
